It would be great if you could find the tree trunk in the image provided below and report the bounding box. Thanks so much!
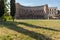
[12,17,14,22]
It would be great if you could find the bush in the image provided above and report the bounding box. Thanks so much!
[1,15,12,21]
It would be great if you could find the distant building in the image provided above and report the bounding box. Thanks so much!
[56,10,60,19]
[58,10,60,15]
[15,3,60,19]
[15,3,48,19]
[48,7,58,19]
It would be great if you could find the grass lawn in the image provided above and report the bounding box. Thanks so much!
[0,19,60,40]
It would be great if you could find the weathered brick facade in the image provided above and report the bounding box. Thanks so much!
[15,3,49,19]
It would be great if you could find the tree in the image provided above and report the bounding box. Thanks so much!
[4,0,8,14]
[0,0,5,18]
[10,0,16,22]
[4,0,9,21]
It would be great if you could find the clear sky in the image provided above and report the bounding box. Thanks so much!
[8,0,60,10]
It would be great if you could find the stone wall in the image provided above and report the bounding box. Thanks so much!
[15,3,49,19]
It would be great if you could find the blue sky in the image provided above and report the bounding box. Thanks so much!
[8,0,60,10]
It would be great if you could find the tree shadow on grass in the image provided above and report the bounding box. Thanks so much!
[0,21,52,40]
[15,22,60,32]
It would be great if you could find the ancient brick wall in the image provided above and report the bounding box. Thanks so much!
[15,3,48,19]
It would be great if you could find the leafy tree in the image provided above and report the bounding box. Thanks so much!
[0,0,9,21]
[3,0,10,21]
[4,0,8,14]
[0,0,5,18]
[10,0,16,22]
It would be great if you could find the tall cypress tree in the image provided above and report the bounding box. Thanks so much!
[0,0,5,18]
[10,0,16,22]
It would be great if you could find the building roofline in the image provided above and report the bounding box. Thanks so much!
[16,3,48,8]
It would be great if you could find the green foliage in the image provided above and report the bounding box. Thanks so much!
[10,0,16,16]
[4,0,9,14]
[1,14,12,21]
[0,0,11,21]
[10,0,16,22]
[0,0,5,17]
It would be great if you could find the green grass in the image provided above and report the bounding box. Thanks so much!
[0,20,60,40]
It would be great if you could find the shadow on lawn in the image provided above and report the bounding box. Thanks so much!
[0,21,52,40]
[15,22,60,32]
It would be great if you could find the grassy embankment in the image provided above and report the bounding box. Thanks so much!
[0,20,60,40]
